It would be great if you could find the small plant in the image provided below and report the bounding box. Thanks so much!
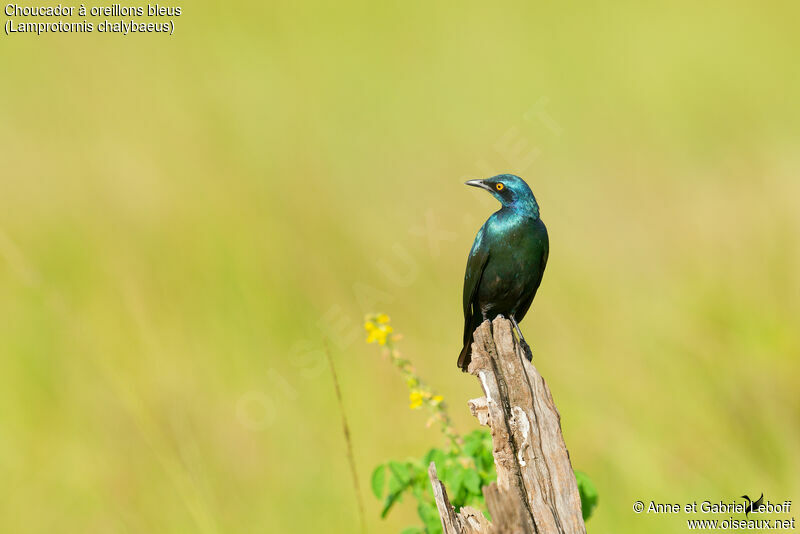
[364,314,597,533]
[574,470,599,520]
[364,314,460,449]
[370,430,495,534]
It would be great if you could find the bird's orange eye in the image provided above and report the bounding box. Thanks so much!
[495,183,504,191]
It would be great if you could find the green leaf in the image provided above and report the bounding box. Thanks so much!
[462,429,495,472]
[380,486,406,518]
[463,433,482,456]
[418,501,443,534]
[444,464,464,501]
[371,464,386,499]
[380,464,417,518]
[424,448,446,471]
[389,460,411,484]
[481,449,495,473]
[380,494,398,518]
[400,528,425,534]
[387,464,405,494]
[574,470,599,521]
[464,468,482,495]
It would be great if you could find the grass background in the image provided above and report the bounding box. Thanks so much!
[1,2,798,532]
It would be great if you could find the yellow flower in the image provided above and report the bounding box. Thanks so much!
[366,329,378,344]
[365,324,393,345]
[376,313,390,324]
[409,390,423,410]
[431,395,444,406]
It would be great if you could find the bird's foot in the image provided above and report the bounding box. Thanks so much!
[509,317,533,362]
[519,339,533,362]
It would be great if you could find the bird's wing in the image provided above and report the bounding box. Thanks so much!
[462,225,490,337]
[458,227,490,370]
[515,229,549,321]
[754,493,764,509]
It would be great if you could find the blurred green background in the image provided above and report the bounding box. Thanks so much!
[1,1,799,532]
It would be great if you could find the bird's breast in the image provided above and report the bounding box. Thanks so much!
[476,216,547,314]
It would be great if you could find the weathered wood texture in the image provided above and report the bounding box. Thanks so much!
[429,317,586,534]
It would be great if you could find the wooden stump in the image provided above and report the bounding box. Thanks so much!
[428,317,586,534]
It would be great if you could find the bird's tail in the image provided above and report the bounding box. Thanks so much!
[457,337,472,372]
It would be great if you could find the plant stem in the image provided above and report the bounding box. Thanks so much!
[325,340,367,534]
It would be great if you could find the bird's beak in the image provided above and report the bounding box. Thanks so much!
[465,179,492,192]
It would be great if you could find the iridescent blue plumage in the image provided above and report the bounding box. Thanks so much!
[458,174,549,370]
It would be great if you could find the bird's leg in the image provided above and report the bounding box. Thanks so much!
[510,316,533,362]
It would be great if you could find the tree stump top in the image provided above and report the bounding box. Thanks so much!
[429,317,586,534]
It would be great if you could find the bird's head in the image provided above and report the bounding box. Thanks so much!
[465,174,540,218]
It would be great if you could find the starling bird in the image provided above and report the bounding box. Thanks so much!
[458,174,549,371]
